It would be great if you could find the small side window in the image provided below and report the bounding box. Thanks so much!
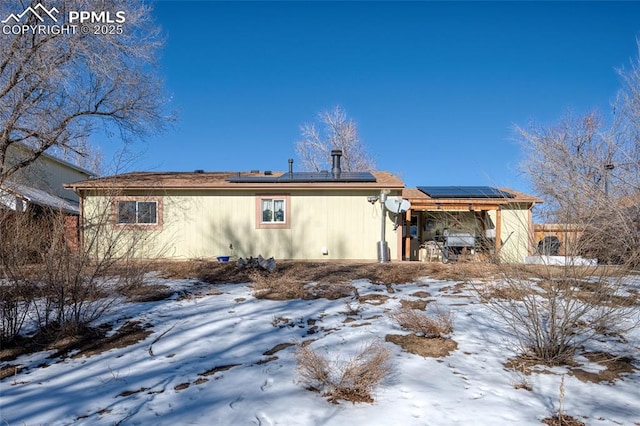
[116,200,159,226]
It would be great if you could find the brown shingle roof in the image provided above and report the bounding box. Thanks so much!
[65,171,404,191]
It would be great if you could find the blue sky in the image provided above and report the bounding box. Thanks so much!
[104,1,640,193]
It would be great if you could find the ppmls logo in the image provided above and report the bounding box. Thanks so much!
[2,3,126,36]
[1,3,59,24]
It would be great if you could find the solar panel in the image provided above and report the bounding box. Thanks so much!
[227,171,376,183]
[417,186,514,199]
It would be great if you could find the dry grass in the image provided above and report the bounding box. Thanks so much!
[250,270,306,299]
[570,352,637,383]
[384,334,458,358]
[476,282,530,301]
[399,299,428,310]
[249,266,357,300]
[535,279,639,308]
[504,351,638,384]
[148,259,633,294]
[391,304,453,338]
[119,283,175,302]
[0,320,152,364]
[9,258,633,367]
[357,293,390,305]
[160,260,496,287]
[304,282,355,300]
[295,340,393,403]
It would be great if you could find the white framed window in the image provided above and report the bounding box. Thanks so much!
[256,194,290,229]
[261,198,286,223]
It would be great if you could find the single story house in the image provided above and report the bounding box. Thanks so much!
[66,151,542,263]
[66,151,406,261]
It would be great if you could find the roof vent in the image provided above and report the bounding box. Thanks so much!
[264,170,272,175]
[250,169,260,173]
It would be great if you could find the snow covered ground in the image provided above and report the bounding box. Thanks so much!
[1,275,639,425]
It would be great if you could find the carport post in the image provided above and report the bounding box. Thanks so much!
[495,206,502,253]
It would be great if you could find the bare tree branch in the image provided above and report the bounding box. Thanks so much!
[295,105,376,172]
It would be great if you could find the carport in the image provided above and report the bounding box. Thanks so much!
[401,186,542,262]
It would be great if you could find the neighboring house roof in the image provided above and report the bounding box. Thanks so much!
[534,223,585,232]
[0,181,80,214]
[65,171,405,191]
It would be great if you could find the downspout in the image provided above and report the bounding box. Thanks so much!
[78,189,84,253]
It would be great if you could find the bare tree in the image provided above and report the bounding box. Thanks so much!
[482,42,640,367]
[295,106,376,172]
[516,43,640,266]
[616,41,640,159]
[0,0,171,184]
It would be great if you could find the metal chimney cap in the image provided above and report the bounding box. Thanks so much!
[288,158,294,179]
[331,149,342,179]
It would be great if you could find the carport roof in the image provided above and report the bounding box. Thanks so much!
[403,186,542,209]
[417,186,515,199]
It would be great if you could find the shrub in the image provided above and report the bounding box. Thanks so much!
[391,304,453,338]
[295,340,393,403]
[477,264,638,365]
[0,195,159,343]
[0,280,36,342]
[295,344,331,391]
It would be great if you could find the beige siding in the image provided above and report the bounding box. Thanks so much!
[82,195,166,258]
[488,207,532,262]
[83,189,402,261]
